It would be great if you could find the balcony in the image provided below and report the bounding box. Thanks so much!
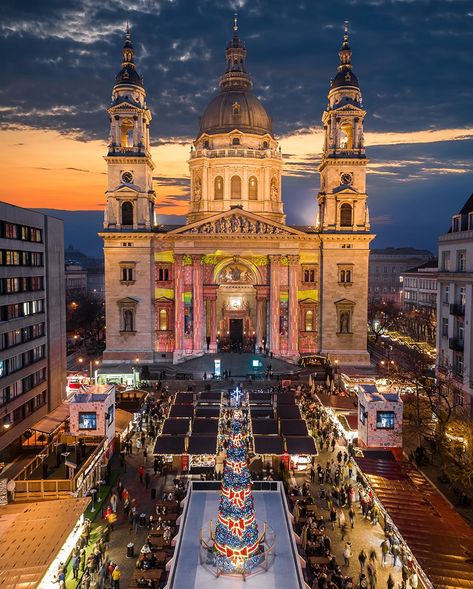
[450,303,465,316]
[190,147,282,160]
[449,337,464,352]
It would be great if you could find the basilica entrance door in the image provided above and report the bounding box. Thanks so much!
[229,318,244,350]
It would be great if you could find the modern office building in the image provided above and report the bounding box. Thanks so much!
[369,247,434,304]
[0,202,66,458]
[437,193,473,414]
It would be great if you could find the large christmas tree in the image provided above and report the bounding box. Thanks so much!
[214,410,260,571]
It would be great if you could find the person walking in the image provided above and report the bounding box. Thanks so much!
[409,572,419,589]
[143,446,148,464]
[343,542,353,567]
[381,540,389,567]
[138,465,145,484]
[359,549,367,574]
[111,565,121,589]
[349,507,355,528]
[144,471,151,489]
[387,574,395,589]
[110,492,117,513]
[367,563,377,589]
[391,543,400,567]
[329,507,337,530]
[72,552,80,580]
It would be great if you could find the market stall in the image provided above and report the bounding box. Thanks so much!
[285,436,317,471]
[276,405,301,419]
[279,419,309,437]
[153,435,187,470]
[169,404,194,418]
[251,419,279,435]
[161,418,191,436]
[187,435,218,472]
[191,418,219,435]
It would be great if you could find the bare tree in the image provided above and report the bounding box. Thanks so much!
[368,298,400,342]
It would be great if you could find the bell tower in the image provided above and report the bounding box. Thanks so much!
[317,25,374,366]
[103,27,155,230]
[318,24,369,233]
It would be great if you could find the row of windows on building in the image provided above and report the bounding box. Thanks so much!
[441,285,466,305]
[0,323,45,352]
[0,367,47,407]
[0,299,44,322]
[0,249,43,267]
[120,264,324,285]
[403,278,437,290]
[441,250,467,272]
[0,276,44,295]
[403,290,437,305]
[1,389,47,432]
[0,345,46,379]
[0,221,42,243]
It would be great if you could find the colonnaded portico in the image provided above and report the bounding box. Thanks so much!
[100,21,373,367]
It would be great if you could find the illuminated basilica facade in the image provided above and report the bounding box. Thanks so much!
[100,21,374,366]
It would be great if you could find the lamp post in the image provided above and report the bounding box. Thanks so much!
[134,357,140,388]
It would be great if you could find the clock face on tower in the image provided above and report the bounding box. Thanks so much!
[121,171,134,184]
[340,172,353,185]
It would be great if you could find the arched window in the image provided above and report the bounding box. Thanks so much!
[305,310,314,332]
[232,137,240,145]
[263,141,269,149]
[231,175,241,199]
[120,119,134,148]
[123,309,134,332]
[158,309,168,331]
[248,176,258,200]
[340,203,352,227]
[214,176,224,200]
[121,201,133,226]
[339,123,353,149]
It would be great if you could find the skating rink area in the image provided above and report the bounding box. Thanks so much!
[167,481,307,589]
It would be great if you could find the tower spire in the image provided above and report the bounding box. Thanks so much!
[220,13,252,90]
[339,21,352,68]
[113,24,144,90]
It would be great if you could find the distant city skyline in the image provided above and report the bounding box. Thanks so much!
[2,0,473,248]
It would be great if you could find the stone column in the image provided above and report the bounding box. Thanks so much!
[174,255,185,356]
[288,255,300,356]
[256,295,265,350]
[209,295,217,352]
[192,255,203,354]
[269,255,281,355]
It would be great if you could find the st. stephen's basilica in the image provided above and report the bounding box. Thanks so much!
[100,18,374,366]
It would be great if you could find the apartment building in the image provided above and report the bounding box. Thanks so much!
[437,194,473,414]
[0,202,66,458]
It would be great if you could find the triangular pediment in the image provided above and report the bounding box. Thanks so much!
[117,297,139,304]
[168,208,306,237]
[113,183,140,193]
[333,185,359,195]
[332,102,365,115]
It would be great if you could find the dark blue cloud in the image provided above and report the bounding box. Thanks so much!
[3,0,473,248]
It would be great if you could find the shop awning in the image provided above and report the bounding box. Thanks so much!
[276,405,301,419]
[251,419,279,435]
[30,402,70,434]
[250,407,274,419]
[357,451,473,589]
[249,392,272,404]
[187,435,217,455]
[192,418,219,434]
[285,436,317,455]
[153,435,186,455]
[198,391,222,403]
[174,392,195,405]
[115,408,134,435]
[195,407,220,418]
[279,419,308,436]
[162,418,191,435]
[169,404,194,418]
[0,498,90,589]
[276,392,296,405]
[253,436,285,455]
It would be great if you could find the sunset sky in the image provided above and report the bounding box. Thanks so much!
[2,0,473,250]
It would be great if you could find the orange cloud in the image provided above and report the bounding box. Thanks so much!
[0,127,190,214]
